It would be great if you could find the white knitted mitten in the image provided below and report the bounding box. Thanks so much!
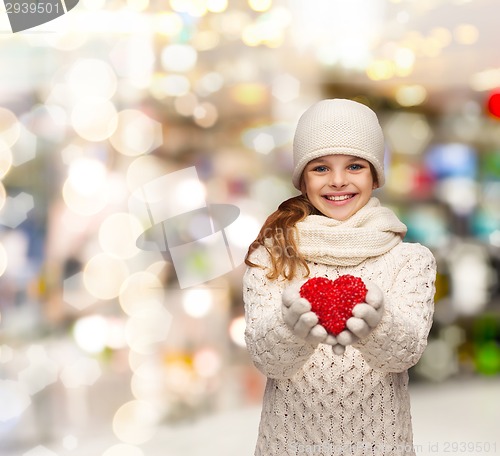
[282,281,338,346]
[336,280,385,346]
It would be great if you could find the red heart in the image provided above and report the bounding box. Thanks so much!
[300,275,367,335]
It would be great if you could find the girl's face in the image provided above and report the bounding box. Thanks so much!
[301,154,377,221]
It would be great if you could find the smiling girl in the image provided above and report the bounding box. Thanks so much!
[243,99,436,455]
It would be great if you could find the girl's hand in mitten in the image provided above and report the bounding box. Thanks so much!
[336,280,384,346]
[282,281,338,346]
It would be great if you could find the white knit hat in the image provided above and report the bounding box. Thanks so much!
[292,99,385,189]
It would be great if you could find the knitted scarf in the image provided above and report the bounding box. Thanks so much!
[295,197,407,267]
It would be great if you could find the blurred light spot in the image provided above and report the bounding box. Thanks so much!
[385,112,432,155]
[193,102,218,128]
[10,124,37,166]
[415,339,457,381]
[125,307,172,354]
[68,157,107,196]
[152,74,190,98]
[486,91,500,119]
[422,36,442,57]
[154,12,183,37]
[119,272,164,316]
[394,47,415,76]
[127,0,149,11]
[230,83,267,106]
[225,212,261,264]
[448,243,489,314]
[125,155,170,194]
[425,143,477,179]
[248,0,272,12]
[0,192,34,228]
[73,315,109,353]
[106,317,128,350]
[454,23,479,45]
[18,345,58,395]
[103,444,145,456]
[0,107,20,148]
[170,0,207,16]
[470,68,500,92]
[490,230,500,247]
[272,73,300,103]
[63,272,98,311]
[182,288,213,318]
[438,178,477,215]
[60,357,101,388]
[0,379,31,422]
[161,44,198,72]
[396,10,409,23]
[109,36,155,88]
[252,132,275,154]
[130,168,207,223]
[67,59,117,100]
[0,144,13,179]
[229,315,246,347]
[112,400,161,445]
[99,213,142,259]
[395,85,427,107]
[63,180,108,216]
[81,0,106,10]
[475,342,500,375]
[62,435,79,450]
[430,27,452,48]
[22,445,58,456]
[130,361,166,402]
[110,110,162,156]
[192,30,221,51]
[83,254,130,300]
[193,348,221,377]
[71,98,118,142]
[366,59,395,81]
[207,0,227,12]
[212,9,251,39]
[44,31,88,51]
[0,344,14,363]
[195,72,224,97]
[164,353,196,397]
[174,93,198,116]
[386,163,415,195]
[242,18,284,48]
[0,181,7,211]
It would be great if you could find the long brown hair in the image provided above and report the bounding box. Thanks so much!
[244,194,321,281]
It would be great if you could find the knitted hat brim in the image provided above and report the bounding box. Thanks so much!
[292,146,385,190]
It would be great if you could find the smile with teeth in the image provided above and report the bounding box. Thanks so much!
[323,194,355,201]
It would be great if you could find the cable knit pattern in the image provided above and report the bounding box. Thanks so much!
[243,240,436,455]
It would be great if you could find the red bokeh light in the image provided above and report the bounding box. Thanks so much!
[487,91,500,119]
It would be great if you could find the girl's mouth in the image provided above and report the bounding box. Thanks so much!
[323,194,355,202]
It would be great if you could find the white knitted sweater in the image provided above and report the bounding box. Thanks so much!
[243,229,436,455]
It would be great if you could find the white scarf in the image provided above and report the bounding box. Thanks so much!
[295,197,407,267]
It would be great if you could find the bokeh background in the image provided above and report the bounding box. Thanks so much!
[1,0,500,455]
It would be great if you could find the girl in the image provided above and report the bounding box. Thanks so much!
[243,99,436,456]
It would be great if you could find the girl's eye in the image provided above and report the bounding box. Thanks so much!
[313,165,328,172]
[348,163,364,171]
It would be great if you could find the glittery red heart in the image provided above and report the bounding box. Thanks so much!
[299,275,367,335]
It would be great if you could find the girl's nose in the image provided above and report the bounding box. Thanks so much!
[329,170,348,188]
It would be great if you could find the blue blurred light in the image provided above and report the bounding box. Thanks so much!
[425,143,477,179]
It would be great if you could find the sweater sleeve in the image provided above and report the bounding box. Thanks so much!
[353,244,436,373]
[243,247,317,380]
